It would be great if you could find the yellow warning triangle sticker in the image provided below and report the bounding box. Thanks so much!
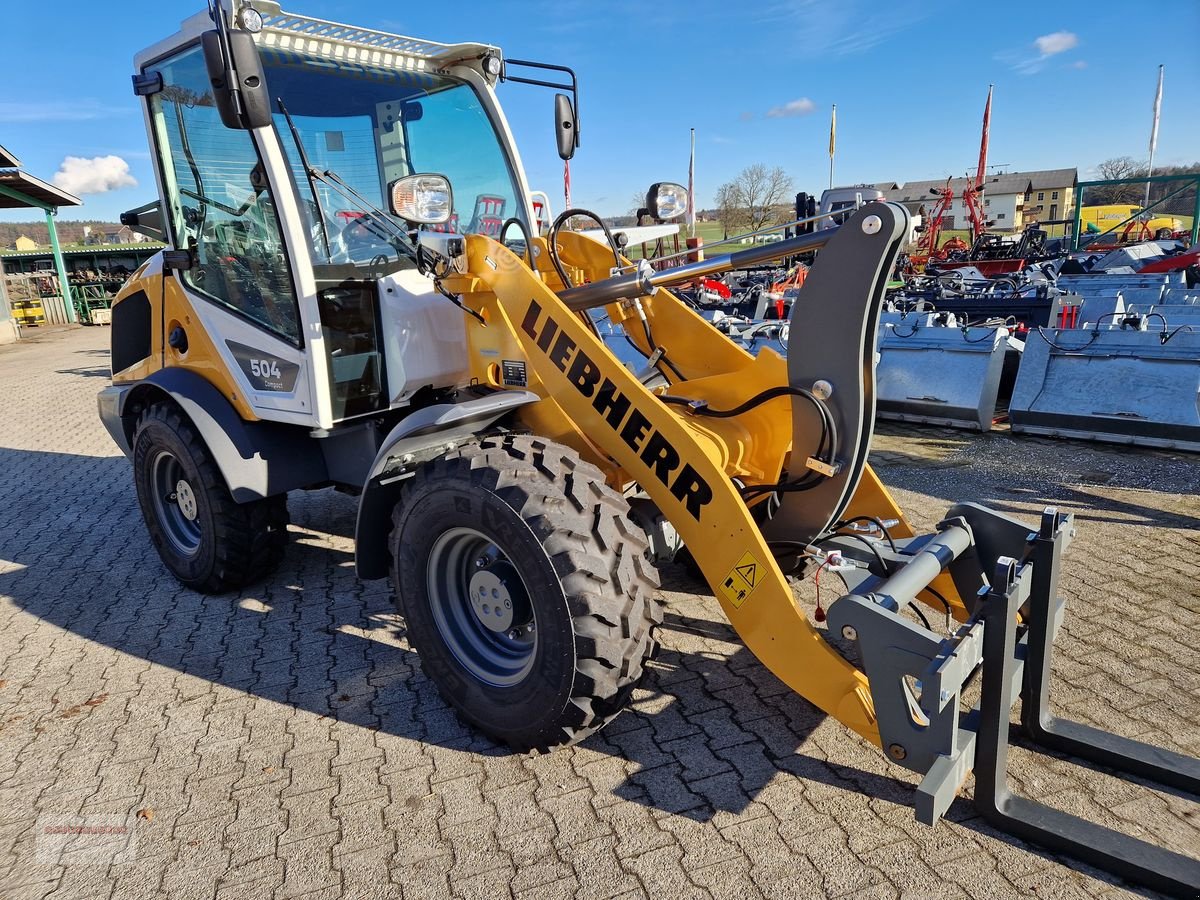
[734,563,758,587]
[718,550,765,609]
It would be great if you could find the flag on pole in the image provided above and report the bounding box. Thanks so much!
[978,85,992,189]
[828,104,836,190]
[686,128,696,237]
[1149,64,1164,156]
[563,159,572,211]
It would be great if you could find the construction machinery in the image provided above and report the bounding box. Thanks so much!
[99,3,1198,894]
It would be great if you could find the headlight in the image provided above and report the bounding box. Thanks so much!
[389,174,454,225]
[236,3,263,32]
[483,53,503,77]
[646,182,688,221]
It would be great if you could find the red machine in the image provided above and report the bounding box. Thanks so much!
[912,87,994,271]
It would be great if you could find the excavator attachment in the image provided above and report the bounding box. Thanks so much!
[446,203,1197,895]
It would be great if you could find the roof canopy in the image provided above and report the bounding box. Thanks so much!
[0,170,82,210]
[0,143,20,168]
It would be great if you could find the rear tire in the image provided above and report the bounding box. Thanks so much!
[390,434,662,751]
[133,402,289,593]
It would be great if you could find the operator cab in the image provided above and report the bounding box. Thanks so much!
[130,3,552,430]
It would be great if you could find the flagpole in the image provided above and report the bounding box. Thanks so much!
[1146,64,1163,209]
[828,104,836,190]
[687,127,696,238]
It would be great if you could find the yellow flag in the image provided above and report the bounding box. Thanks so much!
[829,104,836,157]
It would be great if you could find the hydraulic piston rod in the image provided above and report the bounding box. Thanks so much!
[856,525,972,613]
[560,226,834,311]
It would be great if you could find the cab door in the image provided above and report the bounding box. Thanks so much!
[142,43,319,426]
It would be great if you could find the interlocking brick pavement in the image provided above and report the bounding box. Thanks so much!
[0,326,1196,899]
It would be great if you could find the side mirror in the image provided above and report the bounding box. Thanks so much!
[554,93,576,161]
[389,174,453,225]
[201,29,271,129]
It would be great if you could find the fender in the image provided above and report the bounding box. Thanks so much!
[354,390,540,580]
[98,368,326,502]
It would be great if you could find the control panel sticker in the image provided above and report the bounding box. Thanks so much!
[718,550,763,608]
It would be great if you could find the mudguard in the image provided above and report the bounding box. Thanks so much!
[99,367,326,502]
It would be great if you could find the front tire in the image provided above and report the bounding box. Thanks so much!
[391,435,662,751]
[133,403,289,593]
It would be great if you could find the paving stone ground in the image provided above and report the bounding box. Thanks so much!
[0,325,1196,900]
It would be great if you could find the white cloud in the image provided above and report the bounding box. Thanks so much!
[52,156,138,196]
[766,98,816,119]
[1070,60,1088,70]
[1033,31,1078,56]
[1000,30,1081,74]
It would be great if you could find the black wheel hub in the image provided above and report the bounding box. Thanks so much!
[150,450,201,557]
[427,528,537,687]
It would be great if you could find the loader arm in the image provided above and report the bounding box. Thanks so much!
[444,209,924,745]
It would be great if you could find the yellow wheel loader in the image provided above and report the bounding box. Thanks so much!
[99,3,1199,893]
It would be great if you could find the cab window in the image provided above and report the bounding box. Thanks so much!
[148,45,301,344]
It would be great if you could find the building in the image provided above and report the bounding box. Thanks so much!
[873,168,1077,232]
[12,235,37,252]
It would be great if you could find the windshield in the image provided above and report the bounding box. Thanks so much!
[261,50,525,272]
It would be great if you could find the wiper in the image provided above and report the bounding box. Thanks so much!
[314,168,417,261]
[276,98,333,260]
[274,97,416,264]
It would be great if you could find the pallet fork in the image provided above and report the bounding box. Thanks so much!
[975,511,1200,897]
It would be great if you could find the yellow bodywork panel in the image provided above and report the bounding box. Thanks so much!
[109,266,257,421]
[452,234,882,744]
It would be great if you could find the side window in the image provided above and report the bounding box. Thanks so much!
[148,46,300,344]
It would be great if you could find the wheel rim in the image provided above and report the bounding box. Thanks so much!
[426,527,537,687]
[150,449,202,557]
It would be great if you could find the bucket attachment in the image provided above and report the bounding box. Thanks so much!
[1009,327,1200,451]
[876,318,1019,431]
[825,507,1199,897]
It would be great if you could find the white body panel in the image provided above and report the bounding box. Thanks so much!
[377,271,470,405]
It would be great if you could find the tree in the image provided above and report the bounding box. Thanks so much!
[715,164,794,235]
[1088,156,1149,205]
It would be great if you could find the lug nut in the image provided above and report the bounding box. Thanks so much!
[888,743,907,761]
[475,557,489,568]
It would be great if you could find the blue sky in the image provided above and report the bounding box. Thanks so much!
[1,0,1197,224]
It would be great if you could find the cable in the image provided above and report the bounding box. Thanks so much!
[498,216,533,268]
[547,207,620,291]
[1034,326,1100,353]
[660,386,843,499]
[832,516,897,552]
[1161,324,1197,344]
[811,533,888,573]
[661,386,838,483]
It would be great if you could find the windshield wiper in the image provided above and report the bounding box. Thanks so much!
[276,98,417,265]
[276,98,333,260]
[316,169,417,256]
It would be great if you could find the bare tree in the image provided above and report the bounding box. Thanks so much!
[1088,156,1149,205]
[715,164,794,235]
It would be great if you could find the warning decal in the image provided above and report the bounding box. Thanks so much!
[718,550,764,608]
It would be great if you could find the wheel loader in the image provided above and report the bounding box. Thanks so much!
[98,2,1199,893]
